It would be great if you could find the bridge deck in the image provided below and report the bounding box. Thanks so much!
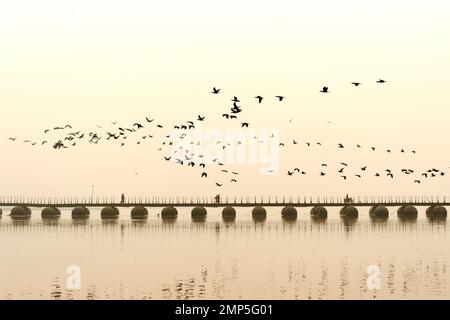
[0,195,448,208]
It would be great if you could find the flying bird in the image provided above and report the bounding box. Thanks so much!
[275,96,285,101]
[351,82,361,86]
[320,87,328,93]
[212,87,220,94]
[255,96,264,103]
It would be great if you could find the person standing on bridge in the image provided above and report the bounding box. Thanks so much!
[121,193,125,204]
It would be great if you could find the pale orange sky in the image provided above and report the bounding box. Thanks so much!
[0,0,450,198]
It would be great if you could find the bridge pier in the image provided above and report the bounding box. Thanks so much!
[252,206,267,221]
[10,206,31,219]
[397,205,418,220]
[191,206,207,221]
[101,206,119,219]
[41,207,61,219]
[340,205,358,219]
[161,206,178,219]
[369,205,389,220]
[281,206,297,220]
[222,206,236,221]
[310,206,327,219]
[131,206,148,219]
[72,206,90,219]
[426,205,447,220]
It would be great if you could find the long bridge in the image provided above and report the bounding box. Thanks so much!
[0,195,448,220]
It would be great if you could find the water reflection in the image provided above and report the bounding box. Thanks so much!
[0,208,448,299]
[252,216,266,223]
[427,217,447,225]
[311,216,327,224]
[282,216,297,223]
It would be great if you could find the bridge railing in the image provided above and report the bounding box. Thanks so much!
[0,195,448,206]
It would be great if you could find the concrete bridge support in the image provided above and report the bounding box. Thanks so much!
[281,206,297,219]
[161,206,178,219]
[252,206,267,221]
[310,206,327,219]
[41,207,61,219]
[369,205,389,220]
[397,205,418,220]
[426,205,447,220]
[340,205,358,219]
[10,206,31,219]
[131,206,148,219]
[101,206,119,219]
[191,206,207,221]
[72,206,90,219]
[222,206,236,221]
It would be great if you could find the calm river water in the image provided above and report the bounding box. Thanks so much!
[0,206,448,299]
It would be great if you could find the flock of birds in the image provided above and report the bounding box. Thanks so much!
[5,79,448,187]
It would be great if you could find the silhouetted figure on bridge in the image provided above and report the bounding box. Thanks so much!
[121,193,125,204]
[215,194,220,204]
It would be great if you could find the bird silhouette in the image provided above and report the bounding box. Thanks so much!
[241,122,249,128]
[320,87,328,93]
[231,96,240,102]
[377,79,386,83]
[414,180,421,184]
[255,96,264,103]
[197,115,205,121]
[275,96,285,101]
[215,183,222,187]
[212,87,220,94]
[351,82,361,86]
